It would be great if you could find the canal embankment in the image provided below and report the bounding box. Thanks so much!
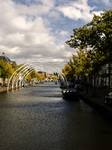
[79,85,112,120]
[0,86,25,92]
[0,83,32,93]
[0,87,7,93]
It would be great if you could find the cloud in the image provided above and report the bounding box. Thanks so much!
[60,31,69,36]
[0,0,111,70]
[0,0,75,69]
[92,11,103,16]
[56,0,104,22]
[0,1,54,53]
[57,0,90,21]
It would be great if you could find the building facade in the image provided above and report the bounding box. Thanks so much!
[88,63,112,88]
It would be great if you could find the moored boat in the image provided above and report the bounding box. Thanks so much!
[23,84,28,87]
[62,88,79,100]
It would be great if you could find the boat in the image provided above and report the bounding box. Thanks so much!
[35,82,39,84]
[55,81,57,84]
[23,84,28,87]
[62,88,79,100]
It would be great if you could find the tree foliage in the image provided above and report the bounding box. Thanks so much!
[62,47,92,80]
[30,70,37,78]
[0,60,13,81]
[12,61,18,70]
[36,72,42,80]
[66,9,112,63]
[64,8,112,82]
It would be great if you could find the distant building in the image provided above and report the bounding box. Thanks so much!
[0,52,12,64]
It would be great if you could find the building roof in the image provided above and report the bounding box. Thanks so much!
[0,56,12,64]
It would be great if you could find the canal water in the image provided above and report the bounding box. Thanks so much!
[0,82,112,150]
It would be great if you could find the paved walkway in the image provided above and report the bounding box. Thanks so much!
[80,85,112,104]
[79,85,112,120]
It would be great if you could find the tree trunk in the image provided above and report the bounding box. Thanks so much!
[3,78,5,86]
[109,63,110,88]
[93,72,96,96]
[86,76,88,94]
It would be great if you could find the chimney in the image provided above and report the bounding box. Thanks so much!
[2,52,5,56]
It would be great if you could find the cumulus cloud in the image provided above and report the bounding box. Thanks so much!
[92,11,103,16]
[60,31,69,36]
[0,0,74,69]
[0,1,54,54]
[0,0,111,70]
[57,0,104,22]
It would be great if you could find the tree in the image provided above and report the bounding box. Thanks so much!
[37,72,41,80]
[66,9,112,64]
[62,63,75,81]
[65,8,112,92]
[30,70,37,78]
[12,61,18,70]
[62,47,93,82]
[0,60,13,83]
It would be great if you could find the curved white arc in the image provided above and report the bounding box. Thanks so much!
[12,64,35,85]
[42,62,68,86]
[33,61,68,86]
[7,64,35,90]
[7,62,68,91]
[8,63,29,87]
[14,66,35,88]
[19,68,35,87]
[23,68,35,82]
[39,65,66,85]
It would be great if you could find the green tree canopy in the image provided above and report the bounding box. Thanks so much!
[30,70,37,78]
[66,9,112,63]
[12,61,18,70]
[37,72,42,80]
[62,47,93,81]
[0,60,13,81]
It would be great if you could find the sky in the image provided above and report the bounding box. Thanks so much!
[0,0,111,70]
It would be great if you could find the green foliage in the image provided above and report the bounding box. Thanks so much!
[26,74,31,80]
[0,60,13,80]
[62,63,74,80]
[30,70,37,78]
[62,47,92,80]
[12,61,18,70]
[51,76,57,80]
[66,8,112,63]
[65,8,112,80]
[42,75,46,80]
[37,72,42,80]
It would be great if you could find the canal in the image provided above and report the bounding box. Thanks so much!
[0,82,112,150]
